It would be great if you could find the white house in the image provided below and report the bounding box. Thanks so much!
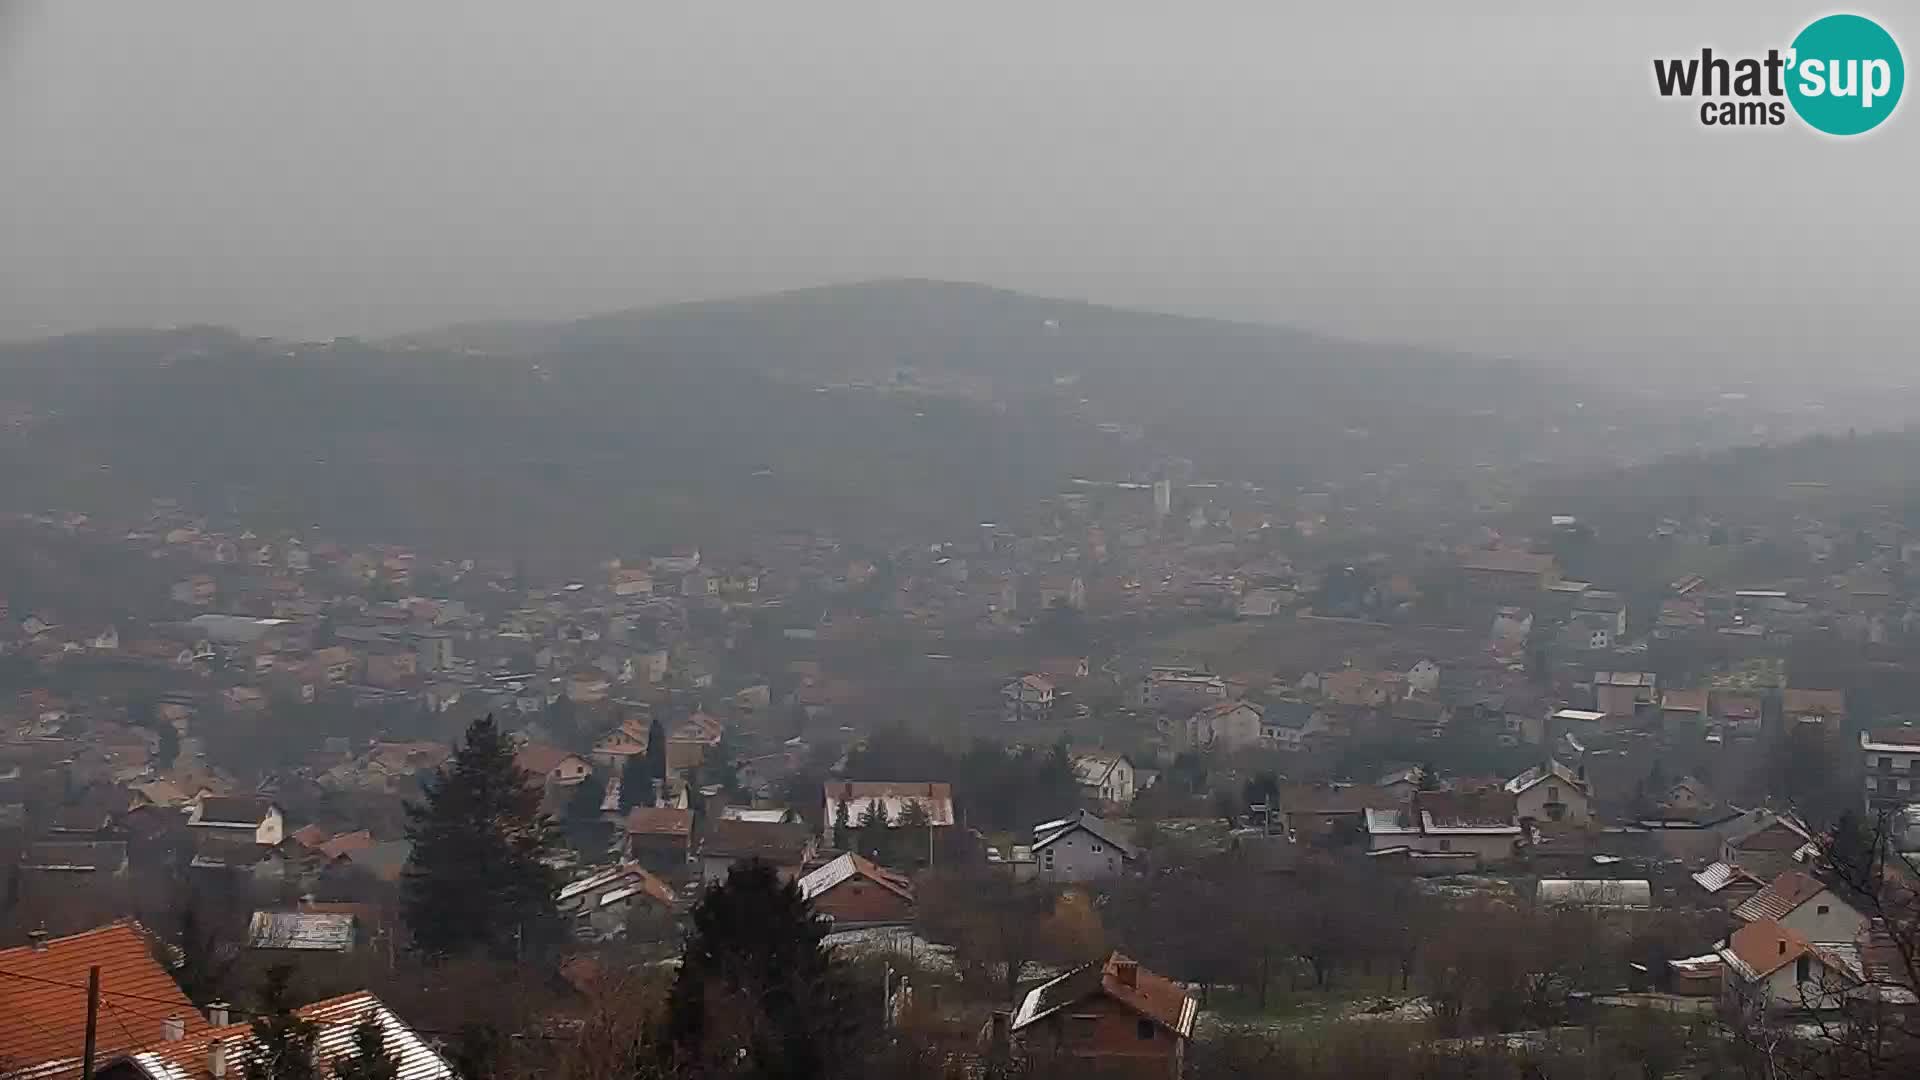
[1071,752,1136,805]
[1185,700,1265,751]
[1861,727,1920,813]
[1732,870,1869,945]
[1717,919,1860,1011]
[1003,674,1056,722]
[1504,760,1592,826]
[1405,660,1440,696]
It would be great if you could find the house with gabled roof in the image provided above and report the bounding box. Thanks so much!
[1721,812,1814,880]
[1365,789,1521,867]
[1715,919,1861,1012]
[0,922,207,1077]
[1010,952,1197,1078]
[1504,759,1591,826]
[1731,870,1869,944]
[1034,811,1136,883]
[99,991,452,1080]
[1071,752,1135,805]
[186,794,283,845]
[797,852,915,927]
[1692,861,1767,910]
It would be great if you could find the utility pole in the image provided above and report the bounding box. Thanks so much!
[81,965,100,1080]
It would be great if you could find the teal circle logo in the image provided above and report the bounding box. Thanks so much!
[1787,14,1904,135]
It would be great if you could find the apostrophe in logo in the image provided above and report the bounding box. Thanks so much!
[1786,14,1903,135]
[1652,13,1902,135]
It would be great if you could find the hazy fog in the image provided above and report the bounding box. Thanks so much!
[2,1,1913,386]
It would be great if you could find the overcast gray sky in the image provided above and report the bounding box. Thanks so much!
[1,2,1913,385]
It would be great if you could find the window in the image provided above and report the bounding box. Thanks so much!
[1438,837,1452,851]
[1042,850,1055,871]
[1883,756,1895,770]
[1796,956,1811,984]
[1547,785,1560,801]
[1817,904,1830,915]
[1091,842,1103,854]
[1136,1019,1155,1041]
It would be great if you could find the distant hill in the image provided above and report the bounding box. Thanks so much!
[411,279,1680,479]
[1,281,1688,564]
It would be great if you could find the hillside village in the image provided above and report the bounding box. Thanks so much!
[3,452,1920,1076]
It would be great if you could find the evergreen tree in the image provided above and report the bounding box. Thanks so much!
[855,799,890,858]
[832,798,851,844]
[330,1018,399,1080]
[895,798,933,866]
[620,750,653,812]
[402,715,561,959]
[661,860,867,1079]
[643,713,668,794]
[244,966,319,1080]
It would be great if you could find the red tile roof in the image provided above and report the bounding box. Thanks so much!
[624,807,692,838]
[0,922,204,1076]
[1733,870,1830,924]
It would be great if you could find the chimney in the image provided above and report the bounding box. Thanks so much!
[209,1001,231,1027]
[163,1015,186,1042]
[27,928,49,952]
[987,1010,1011,1062]
[208,1039,227,1079]
[1113,959,1139,988]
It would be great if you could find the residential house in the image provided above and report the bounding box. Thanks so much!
[1185,700,1266,751]
[311,646,357,685]
[1716,919,1860,1012]
[1277,782,1379,844]
[187,795,284,845]
[1862,727,1920,812]
[1139,667,1227,709]
[1259,699,1333,752]
[1405,659,1440,696]
[0,922,208,1076]
[1034,811,1136,883]
[822,782,956,849]
[1783,688,1845,732]
[20,839,130,877]
[1732,870,1870,944]
[1071,752,1136,805]
[1593,672,1657,718]
[1365,789,1521,867]
[1713,688,1761,732]
[1009,953,1197,1079]
[556,862,676,942]
[515,742,593,789]
[699,819,816,884]
[1490,606,1534,655]
[363,647,418,689]
[172,574,217,606]
[1504,760,1592,826]
[1574,589,1629,636]
[1722,813,1814,880]
[624,807,693,874]
[245,911,360,953]
[1316,669,1397,708]
[1661,688,1710,728]
[100,991,453,1080]
[1459,548,1559,595]
[1692,861,1768,910]
[797,852,916,926]
[566,668,612,703]
[1003,674,1057,722]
